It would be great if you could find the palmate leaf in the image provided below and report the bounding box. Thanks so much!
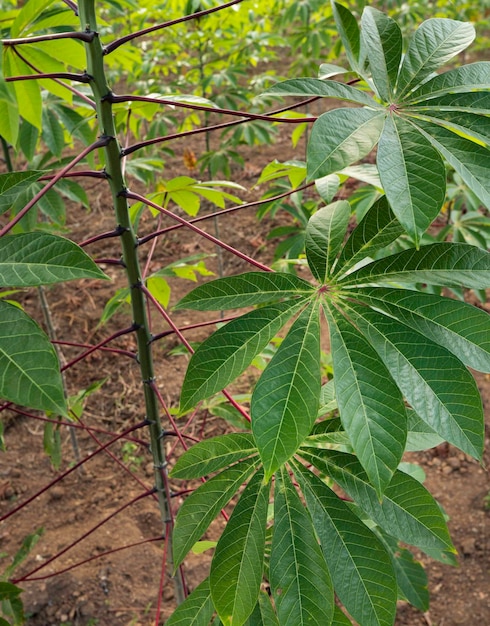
[265,78,380,108]
[377,115,446,245]
[412,117,490,208]
[305,201,350,282]
[180,300,306,412]
[354,287,490,373]
[173,458,257,569]
[348,304,484,459]
[331,1,361,73]
[361,8,402,102]
[165,578,214,626]
[410,91,490,115]
[171,433,257,479]
[244,591,279,626]
[0,300,67,415]
[411,110,490,148]
[0,233,108,287]
[405,61,490,103]
[335,196,404,274]
[270,468,334,626]
[0,170,45,215]
[294,463,397,626]
[326,305,406,495]
[395,19,475,98]
[302,449,456,563]
[377,532,429,612]
[210,470,269,626]
[251,303,320,481]
[307,108,385,181]
[175,272,314,311]
[339,242,490,290]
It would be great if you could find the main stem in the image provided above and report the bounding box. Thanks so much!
[77,0,186,604]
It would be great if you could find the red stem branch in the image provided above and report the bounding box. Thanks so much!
[126,190,272,273]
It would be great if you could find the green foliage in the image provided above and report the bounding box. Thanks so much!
[1,2,489,625]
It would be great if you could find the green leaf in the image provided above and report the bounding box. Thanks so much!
[305,201,350,283]
[396,19,475,97]
[412,110,490,148]
[326,305,406,495]
[377,115,446,245]
[411,90,490,115]
[180,300,306,412]
[354,287,490,373]
[339,242,490,290]
[0,80,19,146]
[303,449,456,563]
[4,50,42,131]
[0,170,44,215]
[332,2,361,72]
[42,107,64,157]
[0,582,23,601]
[335,196,404,274]
[210,470,269,626]
[175,272,314,311]
[38,188,66,225]
[270,468,334,626]
[171,433,258,479]
[411,117,490,209]
[294,464,397,626]
[173,458,257,568]
[244,591,279,626]
[378,533,429,611]
[307,109,385,181]
[406,61,490,103]
[265,78,380,108]
[252,303,320,481]
[361,8,402,102]
[0,300,67,415]
[406,409,445,451]
[349,304,484,459]
[332,606,353,626]
[165,578,214,626]
[0,233,109,287]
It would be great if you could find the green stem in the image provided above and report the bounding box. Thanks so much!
[77,0,185,605]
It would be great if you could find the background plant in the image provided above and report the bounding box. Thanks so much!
[0,1,489,626]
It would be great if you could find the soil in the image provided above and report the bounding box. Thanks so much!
[0,125,489,626]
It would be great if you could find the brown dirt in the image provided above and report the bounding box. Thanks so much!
[0,129,489,626]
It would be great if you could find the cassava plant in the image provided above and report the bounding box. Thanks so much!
[0,1,489,626]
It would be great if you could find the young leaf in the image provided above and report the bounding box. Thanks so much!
[165,578,214,626]
[331,2,361,72]
[210,470,269,626]
[180,300,306,412]
[396,19,475,97]
[270,468,334,626]
[361,7,402,102]
[0,301,67,415]
[294,463,397,626]
[171,433,258,479]
[354,287,490,373]
[265,78,380,108]
[251,303,320,481]
[307,109,385,181]
[175,272,314,311]
[349,305,484,460]
[173,458,257,569]
[303,449,456,563]
[339,242,490,290]
[305,201,350,283]
[377,115,446,245]
[335,196,404,274]
[326,305,406,495]
[0,233,109,287]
